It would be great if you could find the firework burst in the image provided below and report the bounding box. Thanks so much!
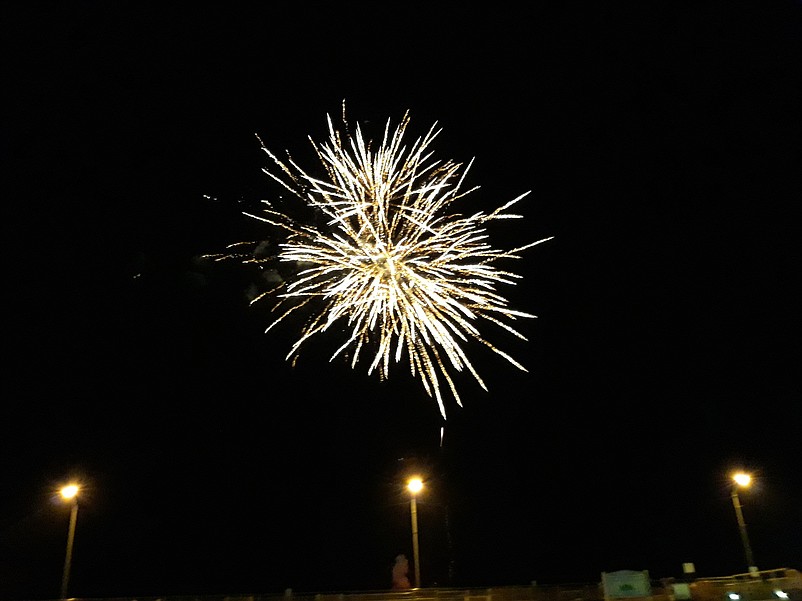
[207,108,551,418]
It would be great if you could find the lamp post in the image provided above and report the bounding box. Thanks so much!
[59,484,80,599]
[730,472,757,574]
[407,477,423,588]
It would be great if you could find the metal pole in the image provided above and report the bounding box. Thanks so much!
[410,495,421,588]
[730,488,756,572]
[61,501,78,598]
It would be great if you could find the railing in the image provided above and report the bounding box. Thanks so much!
[23,572,801,601]
[26,585,609,601]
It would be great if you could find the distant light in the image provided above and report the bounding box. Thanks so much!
[728,593,741,600]
[407,477,423,494]
[732,472,751,487]
[774,590,789,599]
[60,484,79,500]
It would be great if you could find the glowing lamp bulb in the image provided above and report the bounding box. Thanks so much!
[407,477,423,494]
[733,473,751,487]
[60,484,79,500]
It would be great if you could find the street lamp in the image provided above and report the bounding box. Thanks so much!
[407,477,423,588]
[730,472,757,574]
[59,484,80,598]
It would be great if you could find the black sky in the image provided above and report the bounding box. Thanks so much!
[3,2,801,600]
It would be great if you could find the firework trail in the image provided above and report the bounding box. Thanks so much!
[207,107,552,418]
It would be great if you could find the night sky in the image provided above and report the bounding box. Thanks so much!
[3,2,801,600]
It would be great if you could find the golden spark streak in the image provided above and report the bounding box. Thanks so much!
[208,108,552,418]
